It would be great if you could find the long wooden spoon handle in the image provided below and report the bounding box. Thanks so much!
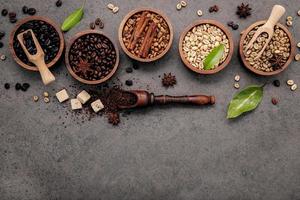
[154,95,215,105]
[265,5,285,27]
[34,59,55,85]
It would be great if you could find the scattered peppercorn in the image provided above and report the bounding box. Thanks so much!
[126,67,133,73]
[273,80,280,87]
[271,97,278,105]
[162,73,177,87]
[4,83,10,90]
[125,80,133,86]
[22,6,28,14]
[27,8,36,15]
[15,83,22,90]
[56,0,62,7]
[1,9,8,16]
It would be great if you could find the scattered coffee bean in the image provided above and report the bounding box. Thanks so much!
[197,10,203,17]
[0,31,5,39]
[1,9,8,16]
[90,22,95,30]
[43,91,49,97]
[125,80,133,86]
[176,3,182,10]
[287,80,294,86]
[286,20,292,27]
[8,12,16,18]
[291,84,297,91]
[234,75,240,82]
[234,83,240,89]
[44,97,50,103]
[4,83,10,90]
[13,20,60,66]
[69,33,117,81]
[112,6,119,13]
[0,42,3,48]
[180,1,187,7]
[99,21,104,29]
[295,54,300,61]
[15,83,22,90]
[9,18,17,23]
[232,24,239,30]
[227,21,234,27]
[273,80,280,87]
[132,62,139,70]
[21,83,30,91]
[297,42,300,48]
[271,98,278,105]
[0,54,6,61]
[95,18,101,25]
[107,3,115,10]
[27,8,36,15]
[126,67,133,73]
[22,6,28,14]
[56,0,62,7]
[33,95,39,102]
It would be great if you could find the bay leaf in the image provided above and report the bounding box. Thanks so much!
[203,44,225,70]
[227,85,263,119]
[61,0,85,32]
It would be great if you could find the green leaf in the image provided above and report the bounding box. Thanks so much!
[61,1,85,32]
[227,85,263,119]
[203,44,225,70]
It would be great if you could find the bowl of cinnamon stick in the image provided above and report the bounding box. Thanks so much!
[119,8,173,62]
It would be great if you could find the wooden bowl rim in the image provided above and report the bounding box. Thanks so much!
[9,16,65,71]
[178,19,234,75]
[65,30,120,85]
[239,20,296,76]
[118,7,174,63]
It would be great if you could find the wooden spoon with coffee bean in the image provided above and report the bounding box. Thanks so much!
[17,29,55,85]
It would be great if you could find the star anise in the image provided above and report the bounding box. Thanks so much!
[236,3,252,18]
[107,112,120,126]
[162,73,177,87]
[269,54,285,71]
[74,58,92,76]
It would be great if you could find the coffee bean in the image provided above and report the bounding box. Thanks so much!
[0,31,6,39]
[99,21,104,29]
[126,67,133,73]
[15,83,22,90]
[125,80,133,86]
[22,83,30,90]
[9,18,17,23]
[27,8,36,15]
[227,21,234,27]
[56,0,62,7]
[95,18,101,25]
[0,42,3,48]
[273,80,280,87]
[4,83,10,90]
[90,22,95,30]
[132,63,139,70]
[1,9,8,16]
[8,12,16,18]
[232,24,239,30]
[22,6,28,14]
[271,98,278,105]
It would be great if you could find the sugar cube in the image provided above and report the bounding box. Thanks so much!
[71,99,82,110]
[56,89,69,103]
[77,90,91,104]
[91,99,104,113]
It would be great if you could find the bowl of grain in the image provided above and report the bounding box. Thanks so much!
[119,8,173,62]
[65,30,119,85]
[179,20,234,74]
[239,21,295,76]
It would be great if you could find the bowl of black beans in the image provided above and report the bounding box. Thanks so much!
[65,30,119,85]
[9,16,64,71]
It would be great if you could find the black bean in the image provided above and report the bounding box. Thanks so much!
[273,80,280,87]
[27,8,36,15]
[22,6,28,14]
[56,0,62,7]
[4,83,10,90]
[1,9,8,16]
[15,83,22,90]
[125,80,133,86]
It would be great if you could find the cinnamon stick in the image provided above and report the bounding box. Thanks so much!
[129,12,150,50]
[139,22,157,58]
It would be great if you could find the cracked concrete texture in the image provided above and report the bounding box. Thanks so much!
[1,0,300,199]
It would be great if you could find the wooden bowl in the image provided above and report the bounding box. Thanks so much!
[65,30,120,85]
[239,21,295,76]
[118,7,173,62]
[9,16,64,71]
[179,19,234,75]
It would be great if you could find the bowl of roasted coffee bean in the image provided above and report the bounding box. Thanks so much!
[179,20,234,74]
[240,21,295,76]
[9,16,64,71]
[65,30,119,84]
[119,8,173,62]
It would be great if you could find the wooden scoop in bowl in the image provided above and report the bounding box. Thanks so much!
[118,90,215,109]
[17,29,55,85]
[244,5,286,60]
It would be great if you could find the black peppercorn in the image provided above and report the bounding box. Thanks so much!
[15,83,22,90]
[273,80,280,87]
[4,83,10,90]
[27,8,36,15]
[22,83,30,90]
[1,9,8,16]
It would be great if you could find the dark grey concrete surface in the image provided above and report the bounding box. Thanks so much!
[1,0,300,199]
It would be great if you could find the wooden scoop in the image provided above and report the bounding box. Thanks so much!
[118,90,215,109]
[17,29,55,85]
[244,5,286,60]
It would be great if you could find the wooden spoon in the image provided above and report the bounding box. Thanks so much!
[17,29,55,85]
